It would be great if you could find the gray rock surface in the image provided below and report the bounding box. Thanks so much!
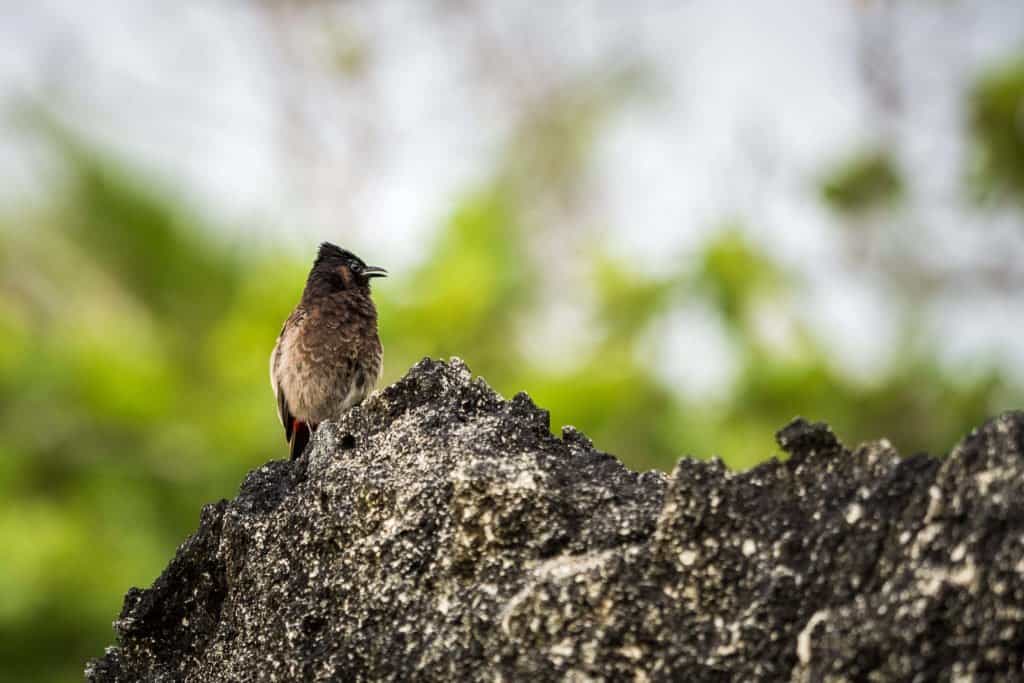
[87,358,1024,682]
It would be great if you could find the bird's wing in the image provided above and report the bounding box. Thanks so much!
[277,384,295,444]
[270,319,296,444]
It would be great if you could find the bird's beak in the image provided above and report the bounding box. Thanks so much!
[362,265,388,278]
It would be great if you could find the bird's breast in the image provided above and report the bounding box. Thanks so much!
[276,320,381,424]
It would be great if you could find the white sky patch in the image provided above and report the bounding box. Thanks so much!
[749,295,801,360]
[930,292,1024,387]
[800,272,900,384]
[519,295,598,373]
[643,303,740,403]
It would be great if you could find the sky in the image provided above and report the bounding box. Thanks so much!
[3,0,1024,390]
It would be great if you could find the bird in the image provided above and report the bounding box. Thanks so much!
[270,242,387,460]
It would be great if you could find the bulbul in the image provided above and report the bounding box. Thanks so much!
[270,242,386,459]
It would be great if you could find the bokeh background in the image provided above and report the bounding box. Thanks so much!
[2,1,1024,680]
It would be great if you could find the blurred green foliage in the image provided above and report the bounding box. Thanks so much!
[969,54,1024,203]
[821,150,904,215]
[2,75,1023,680]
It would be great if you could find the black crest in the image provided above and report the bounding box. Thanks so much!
[315,242,365,269]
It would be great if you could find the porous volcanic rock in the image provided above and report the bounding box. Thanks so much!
[87,358,1024,682]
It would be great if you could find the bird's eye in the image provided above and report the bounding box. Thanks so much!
[349,261,362,273]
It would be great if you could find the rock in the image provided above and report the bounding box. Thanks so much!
[86,358,1024,682]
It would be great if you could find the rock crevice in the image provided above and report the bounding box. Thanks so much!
[88,358,1024,681]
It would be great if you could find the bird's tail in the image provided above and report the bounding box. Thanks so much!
[289,420,312,460]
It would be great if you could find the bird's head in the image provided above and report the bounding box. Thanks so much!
[309,242,387,293]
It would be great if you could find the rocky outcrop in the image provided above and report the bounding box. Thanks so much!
[87,358,1024,681]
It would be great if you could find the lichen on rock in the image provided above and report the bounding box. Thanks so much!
[87,358,1024,681]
